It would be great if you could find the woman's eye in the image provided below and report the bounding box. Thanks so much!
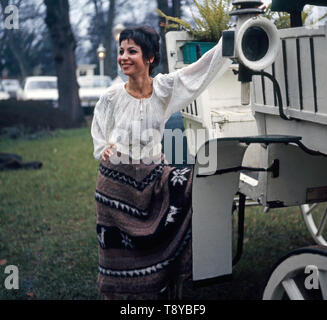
[119,50,124,55]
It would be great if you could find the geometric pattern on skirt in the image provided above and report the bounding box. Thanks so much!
[98,229,191,278]
[98,162,165,191]
[95,190,149,218]
[95,154,194,295]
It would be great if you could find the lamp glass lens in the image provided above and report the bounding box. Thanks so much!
[241,26,269,61]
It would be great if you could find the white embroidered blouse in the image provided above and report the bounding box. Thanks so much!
[91,39,231,162]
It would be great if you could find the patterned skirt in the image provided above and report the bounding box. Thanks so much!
[95,154,193,297]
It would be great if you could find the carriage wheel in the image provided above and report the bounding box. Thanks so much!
[300,204,327,246]
[263,246,327,300]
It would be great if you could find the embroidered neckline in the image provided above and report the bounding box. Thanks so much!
[123,79,154,101]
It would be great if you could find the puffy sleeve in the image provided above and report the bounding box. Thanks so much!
[90,91,114,160]
[159,38,232,120]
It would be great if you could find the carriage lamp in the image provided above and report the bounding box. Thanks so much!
[222,0,280,105]
[97,43,106,76]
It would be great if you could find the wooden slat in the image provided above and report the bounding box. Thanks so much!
[313,35,327,115]
[299,37,316,113]
[286,38,301,110]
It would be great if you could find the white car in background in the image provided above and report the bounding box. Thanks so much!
[78,75,111,109]
[22,76,58,108]
[2,79,24,100]
[0,81,10,100]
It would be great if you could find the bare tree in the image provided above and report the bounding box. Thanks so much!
[0,0,31,78]
[86,0,117,79]
[103,0,116,79]
[92,0,106,37]
[0,0,56,78]
[44,0,84,125]
[172,0,181,18]
[157,0,169,73]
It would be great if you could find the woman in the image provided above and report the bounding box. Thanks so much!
[91,25,231,299]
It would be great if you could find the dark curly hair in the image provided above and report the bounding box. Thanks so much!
[119,25,160,76]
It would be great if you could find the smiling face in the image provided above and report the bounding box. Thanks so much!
[118,39,152,77]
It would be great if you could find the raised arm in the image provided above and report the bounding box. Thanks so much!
[162,38,232,120]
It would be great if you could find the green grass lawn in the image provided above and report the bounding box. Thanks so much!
[0,128,101,300]
[0,127,319,300]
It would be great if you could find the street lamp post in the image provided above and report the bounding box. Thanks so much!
[97,43,106,76]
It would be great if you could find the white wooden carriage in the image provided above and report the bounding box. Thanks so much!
[166,0,327,300]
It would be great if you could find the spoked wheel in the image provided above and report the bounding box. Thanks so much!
[300,203,327,246]
[263,246,327,300]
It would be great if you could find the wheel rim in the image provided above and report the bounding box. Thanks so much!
[263,247,327,300]
[300,204,327,246]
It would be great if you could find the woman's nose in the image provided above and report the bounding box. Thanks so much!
[120,51,129,60]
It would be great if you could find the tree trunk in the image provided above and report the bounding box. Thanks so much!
[0,0,31,78]
[44,0,84,126]
[91,0,106,44]
[172,0,181,18]
[103,0,117,79]
[157,0,169,74]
